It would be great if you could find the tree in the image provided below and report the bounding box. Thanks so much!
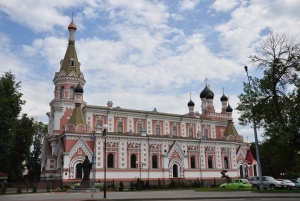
[9,114,35,181]
[237,33,300,176]
[0,72,25,174]
[26,122,48,182]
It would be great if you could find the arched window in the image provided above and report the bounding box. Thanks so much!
[60,86,65,99]
[204,129,208,139]
[208,156,213,168]
[70,58,75,67]
[191,156,195,168]
[70,87,74,99]
[76,163,82,179]
[131,154,137,168]
[108,153,114,168]
[173,127,177,136]
[152,155,158,168]
[189,128,193,138]
[224,157,229,169]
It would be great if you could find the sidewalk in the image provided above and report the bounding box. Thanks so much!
[1,190,300,201]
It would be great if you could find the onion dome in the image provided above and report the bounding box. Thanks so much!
[200,85,214,99]
[206,92,214,99]
[68,20,77,30]
[220,94,228,101]
[226,104,233,112]
[74,83,83,93]
[187,99,195,107]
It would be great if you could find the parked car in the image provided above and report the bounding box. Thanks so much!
[294,177,300,189]
[220,179,251,189]
[250,176,284,189]
[279,179,296,189]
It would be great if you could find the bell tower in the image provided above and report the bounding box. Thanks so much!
[48,19,86,136]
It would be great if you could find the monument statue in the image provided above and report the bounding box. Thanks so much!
[82,156,92,181]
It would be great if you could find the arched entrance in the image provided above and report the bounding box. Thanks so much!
[239,165,244,178]
[76,163,82,179]
[173,164,178,177]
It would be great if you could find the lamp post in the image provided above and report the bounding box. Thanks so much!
[136,161,145,179]
[244,66,263,190]
[102,124,108,199]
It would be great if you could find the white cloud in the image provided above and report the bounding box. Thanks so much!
[210,0,241,13]
[178,0,201,11]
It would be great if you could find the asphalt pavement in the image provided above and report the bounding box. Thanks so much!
[1,190,300,201]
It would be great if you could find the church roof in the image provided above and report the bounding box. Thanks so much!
[68,103,87,126]
[245,150,255,164]
[223,119,239,137]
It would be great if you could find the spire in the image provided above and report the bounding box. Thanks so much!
[223,119,239,137]
[57,18,82,77]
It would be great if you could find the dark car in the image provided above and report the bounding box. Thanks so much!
[250,176,284,189]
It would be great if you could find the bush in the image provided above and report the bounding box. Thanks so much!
[17,185,22,194]
[1,184,6,194]
[71,183,80,189]
[46,183,51,192]
[119,181,124,191]
[93,182,104,189]
[32,183,37,193]
[130,182,134,191]
[145,180,150,189]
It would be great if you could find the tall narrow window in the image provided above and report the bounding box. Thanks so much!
[173,127,177,136]
[224,157,229,169]
[70,58,75,67]
[239,165,244,178]
[118,123,123,133]
[60,86,65,99]
[131,154,137,168]
[253,164,257,176]
[108,153,114,168]
[152,155,158,168]
[191,156,195,168]
[204,129,208,138]
[70,87,74,99]
[189,128,193,138]
[137,124,142,134]
[208,156,213,168]
[156,126,160,136]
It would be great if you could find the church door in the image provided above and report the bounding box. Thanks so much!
[76,163,82,179]
[173,164,178,178]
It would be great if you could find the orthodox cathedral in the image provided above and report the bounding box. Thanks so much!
[40,20,257,183]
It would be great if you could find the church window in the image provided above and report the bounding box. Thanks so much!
[60,86,65,99]
[152,155,158,168]
[189,128,193,138]
[204,129,208,139]
[137,124,142,134]
[224,157,229,169]
[172,127,177,136]
[70,87,74,99]
[208,156,213,168]
[118,123,123,133]
[190,156,195,168]
[70,58,75,67]
[130,154,137,168]
[108,153,114,168]
[156,126,160,136]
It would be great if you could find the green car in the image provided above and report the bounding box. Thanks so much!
[220,179,251,189]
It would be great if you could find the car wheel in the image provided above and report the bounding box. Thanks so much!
[222,186,226,188]
[270,184,276,189]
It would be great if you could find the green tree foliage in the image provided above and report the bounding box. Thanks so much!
[0,72,25,175]
[237,33,300,176]
[26,122,47,182]
[9,114,35,181]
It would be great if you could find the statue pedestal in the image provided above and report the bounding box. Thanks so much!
[80,181,90,188]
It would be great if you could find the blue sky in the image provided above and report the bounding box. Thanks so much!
[1,0,299,142]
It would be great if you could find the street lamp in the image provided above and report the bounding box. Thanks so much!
[136,161,145,179]
[91,122,102,199]
[244,66,263,190]
[102,124,108,199]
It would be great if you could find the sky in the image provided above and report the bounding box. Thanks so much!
[1,0,300,143]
